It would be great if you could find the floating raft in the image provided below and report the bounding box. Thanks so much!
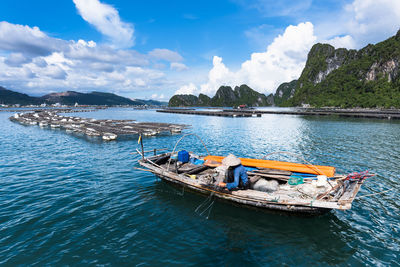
[223,108,400,120]
[157,109,262,117]
[204,155,336,177]
[158,107,400,119]
[10,110,189,141]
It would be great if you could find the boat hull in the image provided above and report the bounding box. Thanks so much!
[139,160,332,215]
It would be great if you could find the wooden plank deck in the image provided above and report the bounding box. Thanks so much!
[223,109,400,119]
[157,109,262,117]
[157,107,400,119]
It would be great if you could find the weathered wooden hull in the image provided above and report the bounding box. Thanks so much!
[138,159,333,215]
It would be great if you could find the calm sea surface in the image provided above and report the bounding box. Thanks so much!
[0,108,399,266]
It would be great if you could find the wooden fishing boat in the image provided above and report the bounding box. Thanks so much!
[137,136,372,215]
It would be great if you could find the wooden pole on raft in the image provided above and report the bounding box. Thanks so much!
[130,148,169,155]
[138,133,144,159]
[140,134,145,159]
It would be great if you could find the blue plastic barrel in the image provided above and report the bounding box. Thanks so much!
[178,150,189,163]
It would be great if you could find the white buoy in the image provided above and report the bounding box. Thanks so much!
[170,127,182,133]
[102,133,117,141]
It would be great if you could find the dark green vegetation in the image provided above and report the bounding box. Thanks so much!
[41,91,144,106]
[273,80,297,106]
[169,84,273,107]
[280,30,400,108]
[0,86,41,105]
[0,86,167,106]
[169,94,199,107]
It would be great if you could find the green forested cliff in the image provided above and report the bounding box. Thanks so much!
[168,84,273,107]
[283,30,400,108]
[273,80,297,106]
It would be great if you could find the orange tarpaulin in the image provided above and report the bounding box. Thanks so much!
[204,155,335,177]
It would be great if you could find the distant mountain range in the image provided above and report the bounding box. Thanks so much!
[276,29,400,108]
[0,86,167,106]
[169,84,274,107]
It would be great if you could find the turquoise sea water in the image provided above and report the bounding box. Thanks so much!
[0,108,399,266]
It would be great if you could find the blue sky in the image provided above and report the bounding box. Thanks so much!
[0,0,399,100]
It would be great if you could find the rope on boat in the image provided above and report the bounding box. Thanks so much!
[133,166,156,173]
[201,200,215,219]
[167,133,210,171]
[195,192,215,219]
[136,132,216,218]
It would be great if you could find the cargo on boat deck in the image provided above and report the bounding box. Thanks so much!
[204,155,336,177]
[178,150,190,163]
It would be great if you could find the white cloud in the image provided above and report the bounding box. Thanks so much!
[314,0,400,49]
[33,57,48,68]
[46,65,68,80]
[148,48,183,62]
[73,0,134,48]
[134,78,146,86]
[153,63,166,69]
[66,40,148,66]
[324,35,356,50]
[344,0,400,47]
[175,82,198,95]
[22,67,37,79]
[0,21,66,56]
[5,53,32,67]
[200,22,316,95]
[150,93,165,100]
[44,52,74,67]
[170,62,188,71]
[200,56,235,95]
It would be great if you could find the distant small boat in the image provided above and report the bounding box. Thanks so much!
[138,137,372,215]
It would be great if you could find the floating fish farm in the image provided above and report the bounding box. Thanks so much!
[10,110,188,141]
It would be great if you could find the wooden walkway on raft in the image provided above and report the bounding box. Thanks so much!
[223,108,400,120]
[158,107,400,119]
[10,110,189,141]
[157,109,262,117]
